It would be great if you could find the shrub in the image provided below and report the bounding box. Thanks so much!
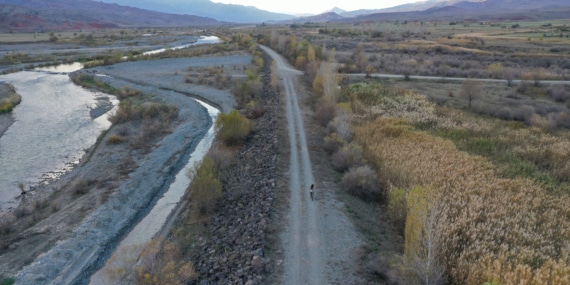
[233,79,262,108]
[0,94,21,114]
[216,110,251,146]
[105,240,196,285]
[341,165,381,202]
[207,145,235,173]
[546,85,570,102]
[0,214,16,235]
[188,157,222,215]
[71,179,94,196]
[332,143,364,172]
[107,134,125,145]
[327,109,352,142]
[315,99,336,127]
[323,133,346,154]
[387,188,407,235]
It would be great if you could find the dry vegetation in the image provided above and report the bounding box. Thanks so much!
[349,83,570,284]
[0,83,21,114]
[259,25,570,284]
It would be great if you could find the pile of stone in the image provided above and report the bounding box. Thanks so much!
[190,52,279,285]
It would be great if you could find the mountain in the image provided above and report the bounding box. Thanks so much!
[98,0,294,23]
[338,0,482,17]
[286,12,344,24]
[376,0,484,13]
[343,0,570,23]
[0,0,219,32]
[327,7,347,14]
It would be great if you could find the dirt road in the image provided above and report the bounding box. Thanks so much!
[261,45,366,285]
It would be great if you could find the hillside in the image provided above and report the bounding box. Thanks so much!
[344,0,570,22]
[98,0,294,23]
[0,0,219,32]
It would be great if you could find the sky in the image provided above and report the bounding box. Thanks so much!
[210,0,423,15]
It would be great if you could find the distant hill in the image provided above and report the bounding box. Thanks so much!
[98,0,294,23]
[284,12,345,24]
[342,0,570,23]
[0,0,219,32]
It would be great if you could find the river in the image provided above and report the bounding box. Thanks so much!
[0,35,221,213]
[0,69,115,212]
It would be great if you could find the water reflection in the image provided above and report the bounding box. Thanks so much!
[143,35,222,55]
[0,71,115,211]
[34,62,84,73]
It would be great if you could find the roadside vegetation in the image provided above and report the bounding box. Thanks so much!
[263,24,570,284]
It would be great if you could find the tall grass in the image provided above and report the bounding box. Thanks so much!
[348,83,570,284]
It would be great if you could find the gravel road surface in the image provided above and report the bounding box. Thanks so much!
[261,45,367,285]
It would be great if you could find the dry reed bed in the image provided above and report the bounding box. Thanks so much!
[350,84,570,284]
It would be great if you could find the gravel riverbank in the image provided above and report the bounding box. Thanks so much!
[12,55,248,284]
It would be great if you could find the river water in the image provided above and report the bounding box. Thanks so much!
[0,35,221,212]
[0,68,115,211]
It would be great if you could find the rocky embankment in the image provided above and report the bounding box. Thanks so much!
[188,52,279,285]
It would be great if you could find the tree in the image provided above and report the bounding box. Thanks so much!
[460,79,481,109]
[405,186,445,285]
[531,68,547,87]
[502,67,517,87]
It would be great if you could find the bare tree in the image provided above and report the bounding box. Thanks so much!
[531,68,547,87]
[409,197,446,285]
[502,67,517,87]
[460,79,481,109]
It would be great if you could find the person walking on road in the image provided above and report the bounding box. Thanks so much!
[310,184,314,201]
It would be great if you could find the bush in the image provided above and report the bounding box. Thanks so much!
[0,94,21,114]
[341,165,381,202]
[233,79,262,108]
[323,133,346,154]
[0,214,16,235]
[207,145,235,173]
[546,85,570,102]
[315,99,336,127]
[107,134,125,145]
[332,143,364,172]
[387,188,407,235]
[216,110,251,146]
[327,109,352,142]
[188,157,222,215]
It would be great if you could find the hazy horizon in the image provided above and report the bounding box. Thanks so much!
[210,0,428,15]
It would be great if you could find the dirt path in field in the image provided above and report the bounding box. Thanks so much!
[261,45,367,285]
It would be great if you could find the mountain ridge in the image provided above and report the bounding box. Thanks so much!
[0,0,219,32]
[97,0,294,23]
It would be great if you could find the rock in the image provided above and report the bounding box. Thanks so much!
[188,52,279,283]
